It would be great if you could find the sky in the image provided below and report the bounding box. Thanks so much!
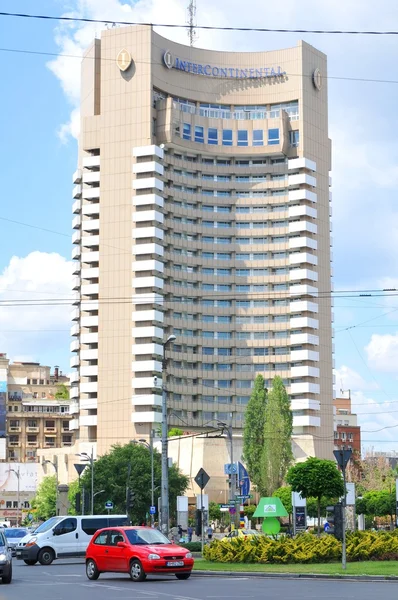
[1,0,398,451]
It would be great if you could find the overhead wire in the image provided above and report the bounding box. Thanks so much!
[2,11,398,36]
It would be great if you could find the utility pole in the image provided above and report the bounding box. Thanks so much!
[10,467,20,526]
[161,335,176,537]
[186,0,198,46]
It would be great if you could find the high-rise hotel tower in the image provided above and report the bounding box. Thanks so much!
[70,26,334,459]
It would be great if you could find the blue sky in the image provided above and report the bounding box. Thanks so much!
[1,0,398,450]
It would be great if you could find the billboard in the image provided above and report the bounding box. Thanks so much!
[0,463,38,492]
[0,381,6,438]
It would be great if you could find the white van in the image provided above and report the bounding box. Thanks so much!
[16,514,129,565]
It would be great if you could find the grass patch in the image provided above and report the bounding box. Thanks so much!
[193,559,398,576]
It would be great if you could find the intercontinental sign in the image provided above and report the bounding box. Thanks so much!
[163,50,286,79]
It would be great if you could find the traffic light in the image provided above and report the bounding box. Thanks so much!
[75,492,81,514]
[195,509,202,536]
[126,489,136,511]
[325,503,344,540]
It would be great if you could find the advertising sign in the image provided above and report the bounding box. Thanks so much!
[0,464,38,492]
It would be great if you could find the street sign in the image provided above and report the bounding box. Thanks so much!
[238,462,250,497]
[105,501,114,510]
[149,505,156,515]
[195,468,210,490]
[220,504,231,509]
[333,449,352,470]
[224,463,238,475]
[235,495,250,500]
[74,463,86,476]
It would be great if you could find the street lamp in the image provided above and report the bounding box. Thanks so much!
[93,489,105,500]
[218,421,237,526]
[43,459,59,515]
[132,434,155,526]
[10,467,20,526]
[160,334,176,537]
[76,448,95,514]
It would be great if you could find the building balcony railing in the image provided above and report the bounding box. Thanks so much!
[27,441,39,448]
[26,427,39,433]
[8,426,21,433]
[8,441,21,447]
[44,442,56,448]
[44,427,57,432]
[62,427,70,433]
[62,441,73,447]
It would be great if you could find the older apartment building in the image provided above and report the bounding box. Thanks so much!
[0,355,73,463]
[70,26,334,460]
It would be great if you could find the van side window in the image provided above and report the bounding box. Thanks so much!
[81,518,107,536]
[54,518,77,536]
[93,532,108,545]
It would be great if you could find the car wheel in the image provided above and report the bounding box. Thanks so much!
[24,560,37,566]
[129,559,146,582]
[2,565,12,584]
[38,548,55,566]
[86,559,100,581]
[176,573,191,580]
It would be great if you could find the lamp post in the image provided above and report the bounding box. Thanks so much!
[218,421,238,527]
[160,334,176,537]
[132,432,155,526]
[43,458,59,515]
[10,467,20,526]
[76,448,94,514]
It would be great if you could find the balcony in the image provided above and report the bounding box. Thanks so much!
[290,349,320,362]
[80,332,98,344]
[80,365,98,377]
[69,371,79,384]
[133,145,164,159]
[132,360,162,373]
[293,415,321,428]
[82,235,100,247]
[132,243,164,257]
[44,426,57,433]
[288,157,316,172]
[289,253,317,266]
[132,326,164,339]
[290,398,320,411]
[72,246,81,259]
[8,441,21,448]
[81,267,99,279]
[290,333,319,346]
[82,219,100,232]
[290,317,319,330]
[133,210,164,224]
[132,342,163,356]
[82,155,100,169]
[133,193,164,208]
[81,251,99,263]
[70,355,79,368]
[288,221,317,235]
[70,339,79,352]
[72,184,82,199]
[288,188,317,204]
[81,315,99,328]
[80,414,97,427]
[288,205,317,219]
[133,161,164,175]
[8,426,21,433]
[70,387,79,400]
[26,426,39,433]
[81,283,99,296]
[132,227,164,241]
[132,177,164,192]
[27,441,39,448]
[72,199,81,214]
[82,171,100,184]
[80,349,98,361]
[290,382,320,395]
[132,394,162,407]
[288,173,316,188]
[133,276,164,290]
[62,439,73,447]
[131,411,162,424]
[290,366,320,378]
[72,230,81,244]
[132,309,164,323]
[82,203,100,217]
[72,215,81,229]
[82,188,100,201]
[80,381,98,394]
[289,301,318,314]
[73,169,82,184]
[289,269,318,282]
[288,236,317,251]
[133,260,164,273]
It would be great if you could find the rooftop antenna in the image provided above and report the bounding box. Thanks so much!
[187,0,198,46]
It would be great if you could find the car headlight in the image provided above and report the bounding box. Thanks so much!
[148,553,161,560]
[185,552,192,558]
[25,537,37,548]
[0,553,7,562]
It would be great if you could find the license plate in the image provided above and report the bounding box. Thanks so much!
[16,551,22,557]
[166,561,184,567]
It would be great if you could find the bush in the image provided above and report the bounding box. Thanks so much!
[203,531,398,564]
[180,542,202,552]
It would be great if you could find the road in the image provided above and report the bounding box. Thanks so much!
[1,559,398,599]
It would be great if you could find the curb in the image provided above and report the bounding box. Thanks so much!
[192,569,398,582]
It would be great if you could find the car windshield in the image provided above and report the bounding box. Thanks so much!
[125,529,170,545]
[243,529,258,535]
[33,517,63,534]
[4,529,27,538]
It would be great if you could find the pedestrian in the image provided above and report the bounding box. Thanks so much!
[187,525,193,542]
[178,524,183,539]
[207,524,213,541]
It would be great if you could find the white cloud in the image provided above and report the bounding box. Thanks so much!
[0,252,73,362]
[365,333,398,373]
[335,365,378,393]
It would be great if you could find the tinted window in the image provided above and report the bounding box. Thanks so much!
[109,530,125,546]
[4,528,27,538]
[93,531,108,545]
[82,518,108,536]
[54,518,77,536]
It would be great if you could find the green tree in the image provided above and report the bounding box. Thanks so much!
[55,384,69,400]
[168,428,184,437]
[287,457,344,536]
[243,375,267,494]
[262,377,293,495]
[31,476,56,520]
[80,443,189,524]
[209,501,221,522]
[273,485,293,514]
[356,488,396,529]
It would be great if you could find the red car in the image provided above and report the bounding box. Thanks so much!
[85,526,194,582]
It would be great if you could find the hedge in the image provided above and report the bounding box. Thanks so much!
[179,542,202,552]
[203,531,398,564]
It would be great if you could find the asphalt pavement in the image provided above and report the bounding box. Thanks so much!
[1,559,398,599]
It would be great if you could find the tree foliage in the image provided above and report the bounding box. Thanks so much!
[356,488,396,526]
[243,375,267,494]
[261,377,293,495]
[272,485,331,520]
[55,384,69,400]
[287,458,344,535]
[209,501,222,522]
[31,475,56,521]
[273,485,293,514]
[168,428,184,438]
[79,443,189,524]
